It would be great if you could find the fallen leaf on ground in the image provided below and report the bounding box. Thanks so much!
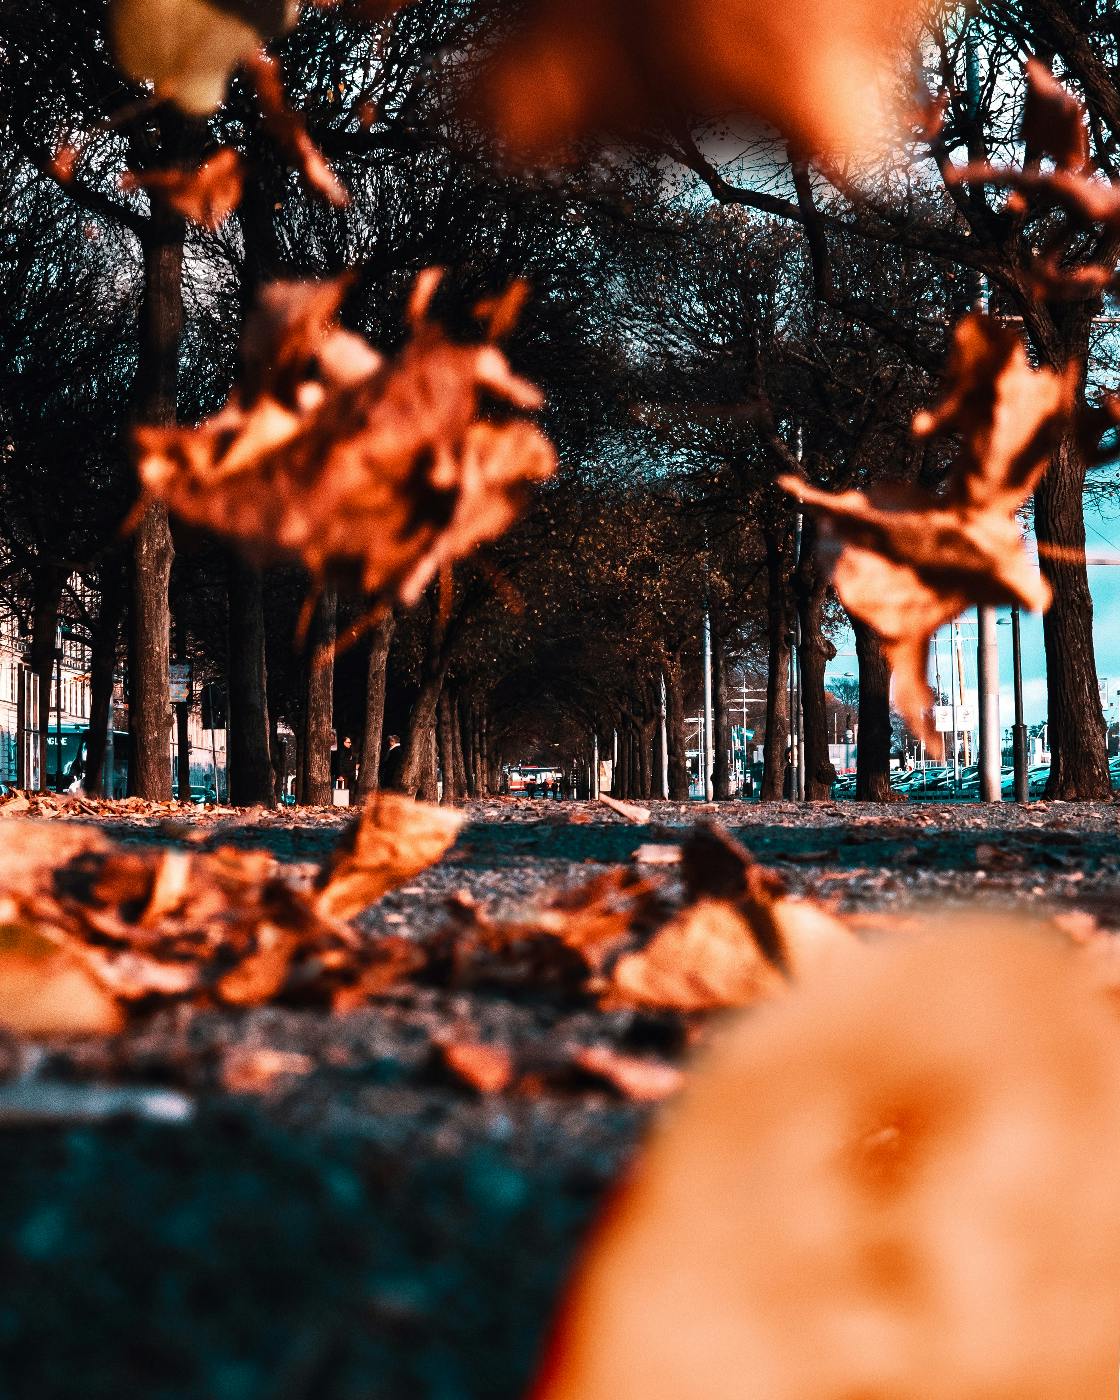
[534,923,1120,1400]
[221,1047,314,1094]
[314,794,464,921]
[606,898,786,1012]
[572,1045,684,1102]
[437,1040,515,1094]
[598,795,650,824]
[0,918,123,1038]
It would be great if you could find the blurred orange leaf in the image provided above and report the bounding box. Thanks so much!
[477,0,921,162]
[109,0,298,114]
[534,924,1120,1400]
[781,314,1076,748]
[135,273,556,604]
[121,148,244,229]
[314,794,464,921]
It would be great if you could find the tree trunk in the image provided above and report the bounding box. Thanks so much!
[1034,430,1111,798]
[129,218,184,799]
[437,690,460,803]
[85,560,125,797]
[401,671,446,797]
[227,554,274,806]
[852,616,895,801]
[357,611,395,800]
[713,639,731,800]
[418,727,439,802]
[29,565,63,792]
[761,523,793,801]
[478,705,491,797]
[663,657,690,800]
[795,518,838,800]
[173,595,191,801]
[638,716,655,799]
[300,587,336,805]
[451,691,469,800]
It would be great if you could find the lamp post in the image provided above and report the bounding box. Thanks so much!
[53,625,64,793]
[998,608,1029,803]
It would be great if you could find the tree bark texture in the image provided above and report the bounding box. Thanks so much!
[29,565,63,792]
[227,554,274,806]
[852,616,895,801]
[1034,428,1111,798]
[300,587,336,806]
[129,219,184,799]
[761,524,793,801]
[84,560,125,798]
[663,656,690,800]
[795,517,838,800]
[357,611,395,800]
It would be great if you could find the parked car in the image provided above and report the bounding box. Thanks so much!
[190,784,217,805]
[899,766,951,796]
[1027,765,1051,797]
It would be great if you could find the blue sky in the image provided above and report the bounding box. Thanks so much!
[824,494,1120,730]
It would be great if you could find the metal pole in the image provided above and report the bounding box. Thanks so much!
[977,605,1001,801]
[949,622,960,788]
[1011,604,1029,802]
[54,642,63,793]
[702,609,714,801]
[591,732,599,800]
[659,671,669,799]
[792,509,804,800]
[208,682,219,801]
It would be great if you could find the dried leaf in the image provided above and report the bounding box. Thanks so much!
[247,53,349,206]
[438,1040,515,1094]
[478,0,920,162]
[572,1045,684,1102]
[535,924,1120,1400]
[1018,56,1090,173]
[50,145,78,183]
[945,63,1119,299]
[135,274,557,603]
[121,148,244,229]
[215,926,297,1004]
[314,795,464,921]
[221,1047,313,1094]
[781,315,1076,747]
[331,936,428,1011]
[109,0,298,114]
[607,899,786,1012]
[597,795,650,824]
[0,920,123,1038]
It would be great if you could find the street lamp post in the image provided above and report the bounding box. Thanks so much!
[998,608,1029,803]
[53,626,64,794]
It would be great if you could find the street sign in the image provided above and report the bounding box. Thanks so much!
[743,729,755,741]
[169,662,191,705]
[933,705,975,732]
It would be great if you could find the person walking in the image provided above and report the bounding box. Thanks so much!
[379,733,404,791]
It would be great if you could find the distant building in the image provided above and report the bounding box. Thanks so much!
[0,584,228,796]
